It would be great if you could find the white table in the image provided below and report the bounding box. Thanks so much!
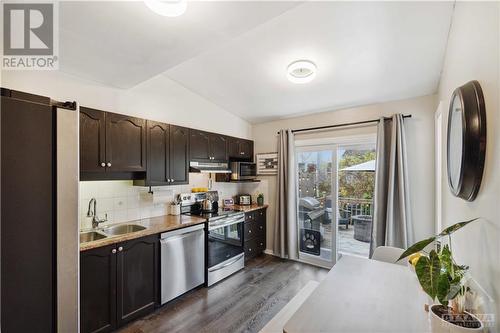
[283,255,431,333]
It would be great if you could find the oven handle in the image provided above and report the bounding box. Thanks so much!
[208,253,245,273]
[208,215,245,230]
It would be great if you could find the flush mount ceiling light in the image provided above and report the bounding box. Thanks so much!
[287,60,317,84]
[144,0,187,17]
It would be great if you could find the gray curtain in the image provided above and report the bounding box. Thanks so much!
[274,129,298,259]
[370,114,413,257]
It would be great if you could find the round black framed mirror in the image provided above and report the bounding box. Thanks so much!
[447,80,486,201]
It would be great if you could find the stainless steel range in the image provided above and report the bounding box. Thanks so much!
[179,191,245,286]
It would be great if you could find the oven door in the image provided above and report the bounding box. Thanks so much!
[207,215,244,269]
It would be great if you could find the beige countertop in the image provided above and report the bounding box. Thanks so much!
[80,214,206,252]
[232,204,268,213]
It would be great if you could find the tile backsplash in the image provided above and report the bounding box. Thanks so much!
[80,173,269,229]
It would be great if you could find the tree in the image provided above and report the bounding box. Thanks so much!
[338,150,375,199]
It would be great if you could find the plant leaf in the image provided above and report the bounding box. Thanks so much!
[415,250,441,300]
[437,273,450,306]
[438,218,479,237]
[397,236,435,261]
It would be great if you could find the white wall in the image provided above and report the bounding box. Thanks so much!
[437,2,499,330]
[80,175,269,229]
[252,95,437,253]
[0,71,252,139]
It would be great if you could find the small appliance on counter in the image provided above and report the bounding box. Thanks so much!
[234,194,252,206]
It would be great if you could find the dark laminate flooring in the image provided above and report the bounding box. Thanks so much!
[118,255,328,333]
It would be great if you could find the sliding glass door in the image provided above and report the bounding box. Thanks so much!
[296,137,376,268]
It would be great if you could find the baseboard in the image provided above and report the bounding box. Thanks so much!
[264,249,275,256]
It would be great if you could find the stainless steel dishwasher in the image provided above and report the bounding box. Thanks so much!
[160,223,205,305]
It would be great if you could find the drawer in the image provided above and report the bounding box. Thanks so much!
[244,219,265,241]
[244,237,266,259]
[245,211,255,222]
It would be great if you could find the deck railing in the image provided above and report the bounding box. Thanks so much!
[338,197,373,217]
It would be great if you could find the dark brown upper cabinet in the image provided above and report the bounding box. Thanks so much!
[190,129,211,161]
[169,125,189,184]
[134,121,189,186]
[210,133,228,162]
[80,107,106,173]
[80,108,146,180]
[228,137,254,161]
[190,129,228,162]
[105,112,146,172]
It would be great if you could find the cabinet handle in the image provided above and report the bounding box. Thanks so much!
[249,248,252,252]
[112,249,117,254]
[260,243,263,246]
[107,162,112,167]
[260,226,263,230]
[240,152,244,155]
[248,230,252,234]
[118,246,123,252]
[171,178,174,182]
[101,162,106,167]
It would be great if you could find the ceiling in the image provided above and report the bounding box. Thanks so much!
[59,1,454,124]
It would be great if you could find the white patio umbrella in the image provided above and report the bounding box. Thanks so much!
[340,160,375,172]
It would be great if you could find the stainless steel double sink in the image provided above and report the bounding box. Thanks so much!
[80,224,147,244]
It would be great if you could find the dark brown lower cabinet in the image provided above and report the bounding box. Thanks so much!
[116,235,159,327]
[80,234,159,333]
[243,208,267,261]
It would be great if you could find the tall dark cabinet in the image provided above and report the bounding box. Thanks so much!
[1,90,57,332]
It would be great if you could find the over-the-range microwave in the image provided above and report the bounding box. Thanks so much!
[230,162,257,180]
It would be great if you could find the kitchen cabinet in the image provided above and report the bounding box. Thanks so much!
[243,208,266,261]
[80,108,146,180]
[80,244,117,333]
[106,112,146,172]
[80,107,106,173]
[80,234,158,333]
[228,137,254,161]
[116,235,158,327]
[190,130,228,162]
[134,122,189,186]
[189,129,211,161]
[169,125,190,184]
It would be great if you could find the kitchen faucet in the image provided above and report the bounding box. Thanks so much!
[87,198,107,228]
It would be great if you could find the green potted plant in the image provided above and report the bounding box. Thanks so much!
[256,193,264,206]
[398,218,484,333]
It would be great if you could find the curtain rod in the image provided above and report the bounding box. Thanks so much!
[277,114,412,134]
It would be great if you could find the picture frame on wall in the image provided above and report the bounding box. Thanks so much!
[256,152,278,175]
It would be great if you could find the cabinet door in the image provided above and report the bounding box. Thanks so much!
[80,107,106,173]
[190,129,211,161]
[240,140,254,160]
[228,137,241,159]
[116,234,158,327]
[170,125,189,184]
[80,245,117,333]
[106,113,146,172]
[210,133,228,162]
[147,121,169,185]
